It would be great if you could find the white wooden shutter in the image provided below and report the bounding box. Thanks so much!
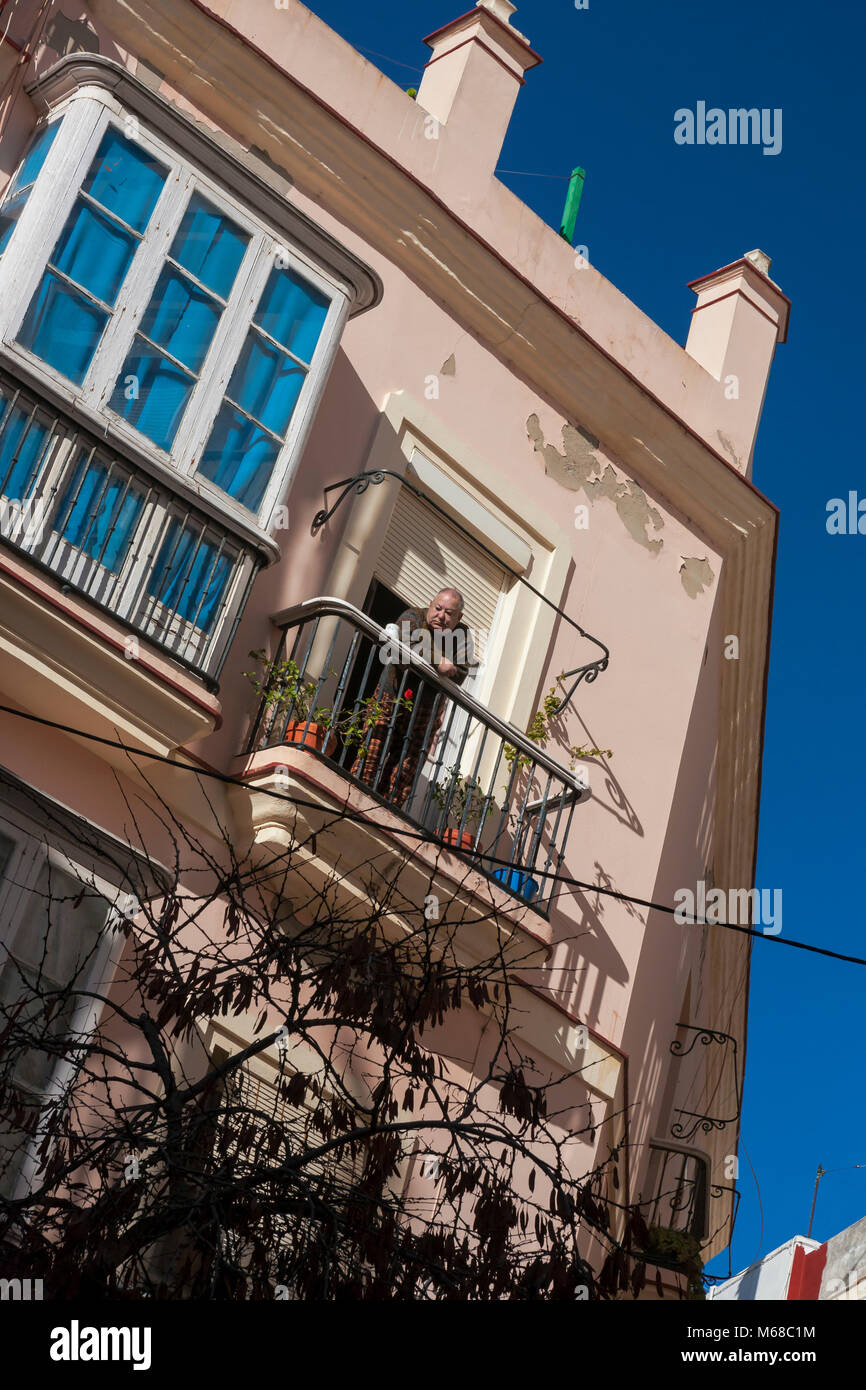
[374,487,506,662]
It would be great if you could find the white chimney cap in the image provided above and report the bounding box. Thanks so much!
[476,0,518,23]
[744,249,772,277]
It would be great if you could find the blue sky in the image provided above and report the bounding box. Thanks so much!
[302,0,866,1276]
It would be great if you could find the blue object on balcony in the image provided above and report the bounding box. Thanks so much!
[492,866,539,903]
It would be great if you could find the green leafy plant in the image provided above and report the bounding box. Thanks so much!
[243,650,333,728]
[338,689,415,752]
[644,1226,705,1300]
[432,768,493,835]
[503,673,613,779]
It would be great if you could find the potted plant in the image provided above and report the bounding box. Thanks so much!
[244,650,333,752]
[492,863,540,904]
[643,1226,705,1301]
[432,769,491,853]
[337,688,414,758]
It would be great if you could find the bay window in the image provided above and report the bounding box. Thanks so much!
[0,58,380,682]
[0,93,350,531]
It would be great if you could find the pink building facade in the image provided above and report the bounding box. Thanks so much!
[0,0,788,1294]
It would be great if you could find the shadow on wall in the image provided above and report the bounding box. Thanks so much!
[621,580,734,1133]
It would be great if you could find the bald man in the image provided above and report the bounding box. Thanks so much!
[351,588,472,805]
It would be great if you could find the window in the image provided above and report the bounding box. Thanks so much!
[0,101,348,526]
[17,128,168,386]
[0,779,150,1200]
[198,265,329,509]
[641,1143,710,1242]
[373,482,507,683]
[0,121,60,257]
[109,189,250,452]
[204,1050,364,1295]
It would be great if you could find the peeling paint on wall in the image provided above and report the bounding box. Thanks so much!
[526,414,664,553]
[679,557,715,598]
[716,431,741,469]
[440,354,456,376]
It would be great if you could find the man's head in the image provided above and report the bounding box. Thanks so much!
[426,588,464,631]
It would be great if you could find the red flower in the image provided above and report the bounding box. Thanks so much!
[404,689,414,699]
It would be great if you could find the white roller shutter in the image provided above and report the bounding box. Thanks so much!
[374,487,506,662]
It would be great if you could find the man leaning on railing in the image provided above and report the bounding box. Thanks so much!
[350,588,472,805]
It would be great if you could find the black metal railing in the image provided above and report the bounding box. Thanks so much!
[0,366,262,685]
[245,598,589,915]
[642,1145,709,1241]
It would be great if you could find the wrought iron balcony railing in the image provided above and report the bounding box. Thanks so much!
[246,598,589,916]
[0,365,262,685]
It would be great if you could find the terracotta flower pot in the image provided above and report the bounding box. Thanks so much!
[283,721,327,752]
[442,828,474,852]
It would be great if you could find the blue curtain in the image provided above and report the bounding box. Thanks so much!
[254,266,329,364]
[52,201,137,306]
[110,195,247,452]
[17,128,168,386]
[148,522,231,631]
[0,122,60,257]
[140,268,222,372]
[81,128,166,234]
[170,192,249,298]
[197,403,278,511]
[195,263,329,509]
[0,399,49,502]
[109,343,193,453]
[18,273,108,385]
[227,331,305,437]
[56,453,144,573]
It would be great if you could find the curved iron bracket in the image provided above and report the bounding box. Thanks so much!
[669,1026,741,1142]
[311,469,609,716]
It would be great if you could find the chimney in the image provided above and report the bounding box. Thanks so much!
[685,251,790,476]
[416,1,541,179]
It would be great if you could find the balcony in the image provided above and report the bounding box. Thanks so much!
[242,597,588,918]
[0,362,263,687]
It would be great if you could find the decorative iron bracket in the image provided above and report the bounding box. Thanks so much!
[311,469,609,716]
[669,1026,741,1142]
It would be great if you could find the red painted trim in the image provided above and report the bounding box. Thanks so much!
[178,745,224,773]
[688,256,792,313]
[0,554,222,729]
[423,33,527,86]
[0,35,31,59]
[178,0,780,516]
[689,285,783,335]
[514,974,628,1061]
[787,1242,827,1300]
[422,8,543,66]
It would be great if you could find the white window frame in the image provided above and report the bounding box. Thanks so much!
[0,91,350,531]
[0,798,144,1200]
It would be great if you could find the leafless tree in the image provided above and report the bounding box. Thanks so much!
[0,763,652,1300]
